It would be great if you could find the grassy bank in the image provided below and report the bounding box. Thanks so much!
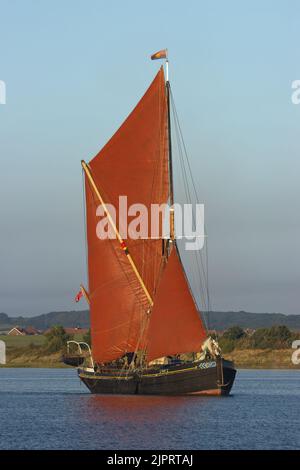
[1,342,299,369]
[6,351,66,368]
[1,329,299,369]
[3,350,299,369]
[226,348,300,369]
[0,333,85,368]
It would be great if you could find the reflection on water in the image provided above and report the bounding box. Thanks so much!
[79,395,207,426]
[85,395,187,423]
[0,368,299,449]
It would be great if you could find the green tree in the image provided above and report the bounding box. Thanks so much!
[223,326,245,341]
[251,325,292,349]
[83,329,91,346]
[219,337,235,353]
[44,325,72,353]
[219,326,246,352]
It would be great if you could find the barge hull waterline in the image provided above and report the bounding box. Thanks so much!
[78,360,236,396]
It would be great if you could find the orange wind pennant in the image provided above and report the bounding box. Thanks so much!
[151,49,167,60]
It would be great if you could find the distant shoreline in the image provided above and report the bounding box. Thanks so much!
[1,309,300,332]
[1,365,299,370]
[1,330,299,370]
[1,349,299,370]
[225,348,300,370]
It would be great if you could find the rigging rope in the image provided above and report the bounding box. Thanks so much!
[170,88,211,331]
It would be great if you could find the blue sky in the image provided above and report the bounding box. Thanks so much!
[0,0,299,316]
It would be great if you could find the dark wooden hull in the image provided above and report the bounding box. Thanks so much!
[78,358,236,396]
[62,354,85,367]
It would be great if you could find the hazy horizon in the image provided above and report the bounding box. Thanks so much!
[1,308,299,320]
[1,1,300,316]
[1,303,299,319]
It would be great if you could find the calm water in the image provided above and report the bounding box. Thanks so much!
[0,368,299,450]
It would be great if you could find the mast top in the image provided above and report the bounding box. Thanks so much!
[150,48,169,82]
[166,59,169,83]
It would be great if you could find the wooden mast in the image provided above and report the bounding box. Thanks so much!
[81,160,154,307]
[166,63,174,207]
[166,58,175,242]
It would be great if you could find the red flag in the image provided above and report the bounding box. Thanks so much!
[151,49,167,60]
[75,290,83,303]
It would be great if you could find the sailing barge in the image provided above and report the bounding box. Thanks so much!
[68,51,236,395]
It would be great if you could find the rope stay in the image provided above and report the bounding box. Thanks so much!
[170,88,211,331]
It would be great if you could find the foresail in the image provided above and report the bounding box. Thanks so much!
[85,67,168,363]
[146,248,207,362]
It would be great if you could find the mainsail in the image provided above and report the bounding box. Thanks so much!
[85,67,168,362]
[84,66,207,364]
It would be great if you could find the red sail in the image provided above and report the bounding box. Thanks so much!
[146,248,207,362]
[85,68,168,363]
